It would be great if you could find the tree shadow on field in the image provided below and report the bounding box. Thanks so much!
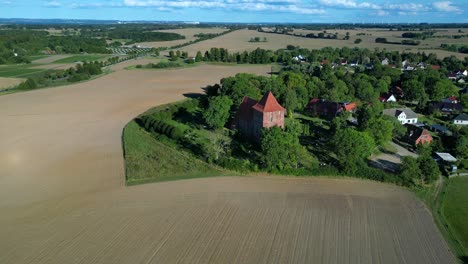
[183,92,203,99]
[460,256,468,264]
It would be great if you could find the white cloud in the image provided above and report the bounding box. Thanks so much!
[44,1,62,7]
[120,0,325,14]
[376,10,389,16]
[433,1,462,13]
[384,3,428,12]
[318,0,379,9]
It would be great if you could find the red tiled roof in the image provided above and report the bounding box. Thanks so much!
[343,102,357,112]
[252,91,285,113]
[430,65,441,70]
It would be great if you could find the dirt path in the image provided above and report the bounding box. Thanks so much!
[0,61,456,263]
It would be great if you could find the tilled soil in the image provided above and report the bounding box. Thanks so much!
[0,60,456,263]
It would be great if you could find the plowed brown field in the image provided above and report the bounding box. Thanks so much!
[0,59,455,263]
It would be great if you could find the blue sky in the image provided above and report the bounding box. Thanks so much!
[0,0,466,23]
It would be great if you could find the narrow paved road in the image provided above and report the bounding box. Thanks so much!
[0,61,456,263]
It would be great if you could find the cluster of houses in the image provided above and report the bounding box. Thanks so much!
[232,91,466,143]
[231,90,465,173]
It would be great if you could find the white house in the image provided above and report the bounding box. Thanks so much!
[453,113,468,125]
[383,108,418,124]
[381,58,389,65]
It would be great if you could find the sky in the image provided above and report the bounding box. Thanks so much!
[0,0,467,23]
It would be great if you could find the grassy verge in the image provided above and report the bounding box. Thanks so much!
[414,177,468,262]
[122,120,229,185]
[441,177,468,260]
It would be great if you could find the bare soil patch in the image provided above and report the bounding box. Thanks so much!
[132,27,228,49]
[0,77,24,89]
[0,176,455,264]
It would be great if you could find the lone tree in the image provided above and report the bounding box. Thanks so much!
[203,96,233,129]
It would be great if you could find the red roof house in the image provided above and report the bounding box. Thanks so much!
[406,124,433,146]
[231,91,285,142]
[306,99,356,118]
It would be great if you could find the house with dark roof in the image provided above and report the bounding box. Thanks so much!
[305,99,356,118]
[389,86,404,99]
[405,124,433,146]
[382,108,418,124]
[429,124,452,136]
[429,101,463,115]
[231,91,285,142]
[453,113,468,125]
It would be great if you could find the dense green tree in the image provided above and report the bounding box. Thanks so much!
[195,51,203,62]
[417,155,440,184]
[402,79,427,106]
[203,96,233,129]
[429,79,459,100]
[461,94,468,109]
[261,126,313,171]
[400,156,419,186]
[366,118,394,146]
[332,128,376,173]
[284,89,298,113]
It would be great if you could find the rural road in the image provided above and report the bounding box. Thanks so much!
[0,61,456,263]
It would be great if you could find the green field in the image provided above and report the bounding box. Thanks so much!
[441,177,468,258]
[122,121,226,185]
[53,54,110,63]
[0,65,45,78]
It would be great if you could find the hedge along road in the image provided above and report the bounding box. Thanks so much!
[0,59,456,263]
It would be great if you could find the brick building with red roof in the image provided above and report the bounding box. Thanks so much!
[231,91,285,141]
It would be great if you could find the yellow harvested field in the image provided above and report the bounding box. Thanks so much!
[0,77,23,89]
[178,29,467,59]
[0,59,455,263]
[133,27,228,48]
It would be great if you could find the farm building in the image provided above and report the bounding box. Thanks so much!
[383,108,418,124]
[231,91,285,142]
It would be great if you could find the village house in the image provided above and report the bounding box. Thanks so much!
[429,101,463,115]
[453,113,468,125]
[231,91,285,142]
[405,124,433,146]
[442,96,458,104]
[382,108,418,124]
[389,86,404,99]
[381,58,389,65]
[429,124,452,136]
[379,93,397,103]
[306,99,356,118]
